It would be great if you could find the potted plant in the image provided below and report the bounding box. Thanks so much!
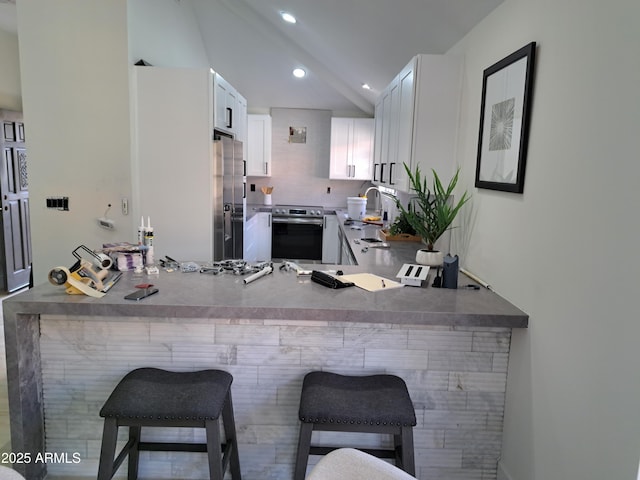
[396,163,470,266]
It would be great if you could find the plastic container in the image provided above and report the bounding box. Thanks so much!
[347,197,367,220]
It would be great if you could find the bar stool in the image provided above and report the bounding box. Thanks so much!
[97,368,241,480]
[294,371,416,480]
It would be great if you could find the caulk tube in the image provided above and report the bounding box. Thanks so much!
[137,216,146,246]
[243,265,273,284]
[144,217,154,265]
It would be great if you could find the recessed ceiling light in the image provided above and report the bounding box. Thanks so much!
[280,11,297,24]
[362,83,371,90]
[293,68,306,78]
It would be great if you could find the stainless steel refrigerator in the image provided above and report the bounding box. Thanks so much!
[212,134,245,260]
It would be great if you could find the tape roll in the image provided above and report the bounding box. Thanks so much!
[97,253,113,270]
[48,267,68,286]
[49,266,105,298]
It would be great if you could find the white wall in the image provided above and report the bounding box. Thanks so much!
[17,0,132,285]
[17,0,210,285]
[0,27,21,111]
[449,1,640,479]
[128,0,209,68]
[246,108,365,208]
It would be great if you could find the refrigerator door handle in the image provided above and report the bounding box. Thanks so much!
[223,203,232,241]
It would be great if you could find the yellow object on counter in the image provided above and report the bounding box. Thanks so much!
[362,216,381,222]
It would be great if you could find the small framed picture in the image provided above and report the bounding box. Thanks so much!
[289,126,307,144]
[476,42,536,193]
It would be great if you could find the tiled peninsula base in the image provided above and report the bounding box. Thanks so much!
[38,315,510,480]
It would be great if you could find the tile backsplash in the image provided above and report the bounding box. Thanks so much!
[246,108,368,208]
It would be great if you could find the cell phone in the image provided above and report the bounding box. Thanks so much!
[124,288,159,301]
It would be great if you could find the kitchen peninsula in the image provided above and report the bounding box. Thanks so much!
[4,219,527,480]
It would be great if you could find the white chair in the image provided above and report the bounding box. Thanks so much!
[306,448,418,480]
[0,466,26,480]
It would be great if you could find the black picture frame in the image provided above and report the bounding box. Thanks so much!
[475,42,536,193]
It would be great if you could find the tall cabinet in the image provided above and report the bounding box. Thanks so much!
[214,72,247,143]
[373,55,461,191]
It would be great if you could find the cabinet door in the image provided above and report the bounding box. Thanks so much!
[331,118,373,180]
[247,114,272,176]
[351,118,373,180]
[235,94,248,144]
[256,212,272,261]
[393,60,416,191]
[244,212,272,261]
[214,74,232,132]
[329,118,352,179]
[244,213,258,261]
[382,79,400,185]
[373,97,384,183]
[321,214,339,263]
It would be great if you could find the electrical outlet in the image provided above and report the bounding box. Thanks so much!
[121,197,129,215]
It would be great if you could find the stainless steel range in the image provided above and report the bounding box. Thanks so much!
[271,205,325,261]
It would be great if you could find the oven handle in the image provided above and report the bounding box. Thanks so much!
[272,217,324,226]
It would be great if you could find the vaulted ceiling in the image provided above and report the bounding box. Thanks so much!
[0,0,504,116]
[190,0,504,116]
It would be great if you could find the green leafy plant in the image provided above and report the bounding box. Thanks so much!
[388,210,417,236]
[396,163,470,251]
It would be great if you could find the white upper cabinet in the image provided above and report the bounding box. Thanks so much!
[373,55,461,192]
[214,72,247,143]
[246,114,272,177]
[329,117,374,180]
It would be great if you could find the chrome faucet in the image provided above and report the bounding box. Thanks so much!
[362,186,381,214]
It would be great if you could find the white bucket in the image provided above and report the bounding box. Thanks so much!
[347,197,367,220]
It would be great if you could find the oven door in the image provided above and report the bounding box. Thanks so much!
[272,217,323,261]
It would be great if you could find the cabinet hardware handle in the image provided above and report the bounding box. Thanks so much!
[389,162,395,185]
[226,107,233,128]
[380,163,386,183]
[264,162,268,175]
[373,163,379,181]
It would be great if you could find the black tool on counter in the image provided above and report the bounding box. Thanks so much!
[311,270,355,289]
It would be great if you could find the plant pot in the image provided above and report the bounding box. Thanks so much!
[415,249,443,267]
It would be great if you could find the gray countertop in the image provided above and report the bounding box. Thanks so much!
[5,210,528,328]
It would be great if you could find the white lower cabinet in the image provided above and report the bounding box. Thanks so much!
[244,212,272,262]
[322,214,340,264]
[338,227,356,265]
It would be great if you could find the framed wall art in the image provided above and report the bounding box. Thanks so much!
[475,42,536,193]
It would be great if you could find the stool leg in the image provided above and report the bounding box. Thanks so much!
[206,419,224,480]
[127,425,141,480]
[222,391,242,480]
[97,418,118,480]
[294,422,313,480]
[400,426,415,476]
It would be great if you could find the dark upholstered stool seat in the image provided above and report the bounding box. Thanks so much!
[97,368,241,480]
[295,372,416,480]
